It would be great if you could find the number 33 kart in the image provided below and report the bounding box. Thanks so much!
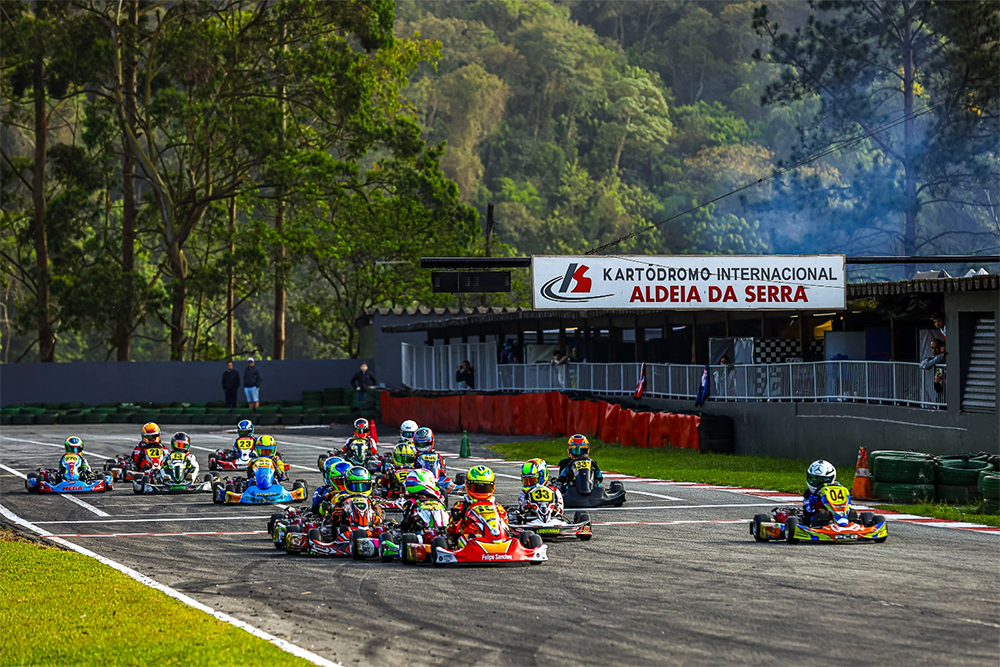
[750,484,888,544]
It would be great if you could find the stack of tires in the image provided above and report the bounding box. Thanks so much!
[935,455,992,504]
[870,451,936,503]
[980,463,1000,514]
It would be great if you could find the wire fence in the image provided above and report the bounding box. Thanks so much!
[401,342,946,408]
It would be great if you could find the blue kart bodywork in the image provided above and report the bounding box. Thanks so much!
[25,454,114,494]
[212,457,307,504]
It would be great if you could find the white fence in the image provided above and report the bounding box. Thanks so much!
[401,343,946,408]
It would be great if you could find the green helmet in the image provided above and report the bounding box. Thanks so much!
[520,458,548,491]
[327,460,352,490]
[404,468,440,499]
[345,465,372,496]
[255,435,277,458]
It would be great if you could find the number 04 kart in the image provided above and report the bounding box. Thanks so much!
[750,483,888,544]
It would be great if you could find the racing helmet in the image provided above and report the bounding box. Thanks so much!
[255,435,277,458]
[321,455,344,476]
[413,427,435,454]
[567,434,589,459]
[170,432,191,452]
[520,458,548,491]
[353,418,371,439]
[345,438,368,463]
[400,419,418,441]
[236,419,254,438]
[141,422,161,445]
[327,460,353,489]
[465,465,495,501]
[404,468,441,500]
[345,466,373,496]
[806,460,837,494]
[64,436,84,455]
[392,442,418,469]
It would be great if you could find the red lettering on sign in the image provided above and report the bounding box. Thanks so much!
[794,286,808,302]
[723,286,737,302]
[630,286,644,303]
[688,286,701,302]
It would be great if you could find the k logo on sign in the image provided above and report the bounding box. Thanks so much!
[539,263,611,302]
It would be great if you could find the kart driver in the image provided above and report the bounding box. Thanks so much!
[413,427,461,495]
[230,419,254,459]
[322,466,384,529]
[448,465,507,544]
[166,432,200,482]
[556,434,603,491]
[61,436,93,478]
[380,442,418,497]
[343,418,379,458]
[802,460,838,525]
[398,419,418,443]
[247,435,287,482]
[517,458,564,517]
[314,458,352,513]
[398,468,445,533]
[131,422,162,467]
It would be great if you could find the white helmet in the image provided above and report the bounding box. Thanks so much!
[400,420,418,441]
[806,460,837,494]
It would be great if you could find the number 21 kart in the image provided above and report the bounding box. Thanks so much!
[213,458,307,504]
[750,484,888,544]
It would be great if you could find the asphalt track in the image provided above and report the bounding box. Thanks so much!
[2,424,998,666]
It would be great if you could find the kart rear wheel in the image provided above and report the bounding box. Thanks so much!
[350,529,368,561]
[784,516,800,544]
[284,525,302,554]
[133,474,146,494]
[751,514,770,542]
[267,513,283,535]
[307,528,322,555]
[401,533,419,566]
[609,481,625,494]
[25,473,38,493]
[454,472,467,486]
[212,484,225,504]
[430,536,448,567]
[872,515,888,543]
[202,472,215,484]
[859,511,876,527]
[209,457,217,471]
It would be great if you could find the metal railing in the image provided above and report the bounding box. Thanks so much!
[401,342,946,408]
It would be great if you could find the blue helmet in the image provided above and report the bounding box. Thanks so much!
[237,420,254,438]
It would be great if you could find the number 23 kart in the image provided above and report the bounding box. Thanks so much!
[25,455,113,493]
[212,459,307,504]
[750,484,888,544]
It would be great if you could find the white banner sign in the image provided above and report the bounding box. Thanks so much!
[531,255,846,310]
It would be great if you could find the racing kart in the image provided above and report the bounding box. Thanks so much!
[750,483,888,544]
[103,445,166,482]
[560,458,626,508]
[416,453,464,504]
[132,453,214,495]
[208,436,256,470]
[510,485,593,541]
[432,500,547,566]
[25,454,114,494]
[284,495,387,559]
[316,441,382,474]
[212,458,307,504]
[374,467,412,512]
[378,498,451,563]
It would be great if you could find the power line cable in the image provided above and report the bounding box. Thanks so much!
[586,102,944,255]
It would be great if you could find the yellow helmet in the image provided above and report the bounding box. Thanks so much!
[392,442,417,468]
[466,465,495,501]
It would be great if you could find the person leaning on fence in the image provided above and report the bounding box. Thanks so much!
[456,360,475,390]
[222,361,241,408]
[920,339,946,370]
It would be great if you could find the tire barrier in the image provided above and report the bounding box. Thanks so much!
[871,482,935,503]
[934,483,979,504]
[382,391,701,450]
[870,455,937,484]
[869,449,999,509]
[935,459,991,486]
[979,472,1000,500]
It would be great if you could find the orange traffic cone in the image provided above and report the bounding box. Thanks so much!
[852,446,872,500]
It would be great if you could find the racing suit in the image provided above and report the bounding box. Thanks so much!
[556,457,603,490]
[398,493,444,533]
[378,464,413,499]
[131,440,161,468]
[416,452,460,495]
[163,451,200,483]
[801,488,828,526]
[342,436,379,460]
[59,454,93,479]
[448,498,508,544]
[516,484,565,518]
[246,455,288,483]
[312,485,348,514]
[323,494,384,532]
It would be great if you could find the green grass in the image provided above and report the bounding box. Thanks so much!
[874,502,1000,527]
[0,531,312,667]
[490,438,853,495]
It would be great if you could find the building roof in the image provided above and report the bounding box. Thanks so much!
[847,274,998,297]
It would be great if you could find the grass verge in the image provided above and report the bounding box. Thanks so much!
[0,529,312,667]
[489,437,853,495]
[490,439,999,526]
[873,502,1000,527]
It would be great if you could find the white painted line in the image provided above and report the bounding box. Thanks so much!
[627,490,685,501]
[0,504,343,667]
[34,515,272,525]
[584,502,781,512]
[187,445,313,471]
[0,463,110,517]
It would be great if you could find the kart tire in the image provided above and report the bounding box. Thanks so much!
[293,480,307,492]
[872,515,888,543]
[430,536,448,567]
[518,530,543,549]
[308,528,322,555]
[785,516,800,544]
[25,473,38,493]
[872,482,934,503]
[350,529,368,560]
[284,525,302,554]
[979,473,1000,499]
[859,511,876,527]
[609,481,625,494]
[202,472,215,484]
[454,472,467,486]
[401,533,419,566]
[751,513,770,542]
[937,459,991,486]
[209,457,217,471]
[870,455,936,484]
[133,474,146,494]
[267,513,284,535]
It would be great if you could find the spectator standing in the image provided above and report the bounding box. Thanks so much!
[222,361,241,408]
[551,350,569,388]
[456,360,475,389]
[920,339,947,406]
[931,312,947,339]
[351,362,378,404]
[243,357,261,412]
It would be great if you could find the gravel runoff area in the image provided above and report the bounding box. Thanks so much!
[2,423,998,666]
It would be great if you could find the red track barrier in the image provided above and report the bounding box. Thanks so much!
[598,402,620,443]
[631,411,651,448]
[547,392,569,437]
[567,400,600,437]
[616,409,635,447]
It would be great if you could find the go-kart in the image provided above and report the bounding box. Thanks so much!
[560,458,626,508]
[132,452,214,494]
[510,485,593,541]
[317,440,382,474]
[432,500,547,566]
[284,494,387,559]
[416,453,463,504]
[378,498,451,563]
[212,457,307,504]
[374,467,413,512]
[25,454,114,494]
[103,445,166,482]
[750,483,888,544]
[208,436,255,470]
